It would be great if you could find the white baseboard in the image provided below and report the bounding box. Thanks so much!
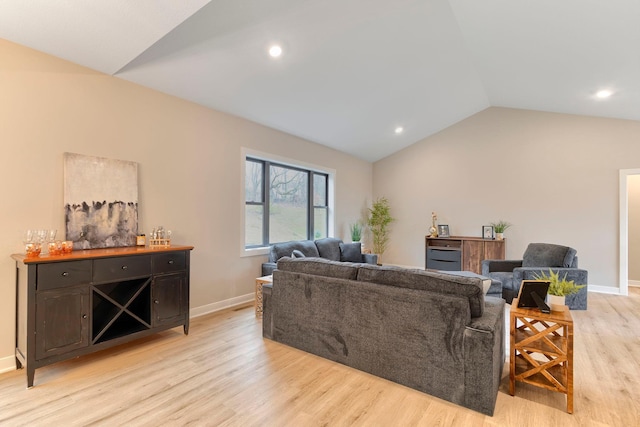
[0,354,16,374]
[628,280,640,287]
[190,293,254,318]
[588,285,625,295]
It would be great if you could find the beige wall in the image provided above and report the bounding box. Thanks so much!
[373,107,640,290]
[0,40,372,367]
[628,175,640,281]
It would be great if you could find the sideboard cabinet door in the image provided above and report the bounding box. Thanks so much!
[152,274,186,328]
[35,287,90,360]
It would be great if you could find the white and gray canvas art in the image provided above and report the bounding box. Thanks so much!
[64,153,138,249]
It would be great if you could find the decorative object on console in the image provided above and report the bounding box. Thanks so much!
[429,211,438,237]
[64,153,138,249]
[367,197,395,258]
[437,224,450,238]
[534,269,586,312]
[349,222,362,242]
[149,226,172,247]
[490,220,512,240]
[482,225,494,239]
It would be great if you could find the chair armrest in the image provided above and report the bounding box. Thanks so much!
[481,259,523,275]
[513,267,588,285]
[362,253,378,265]
[261,262,277,276]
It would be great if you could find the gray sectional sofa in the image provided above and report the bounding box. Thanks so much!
[261,237,378,276]
[262,257,505,416]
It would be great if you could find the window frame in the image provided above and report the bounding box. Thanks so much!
[241,148,335,257]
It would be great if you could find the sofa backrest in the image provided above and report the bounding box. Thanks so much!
[276,257,359,280]
[356,264,485,317]
[522,243,577,268]
[269,240,319,262]
[314,237,343,261]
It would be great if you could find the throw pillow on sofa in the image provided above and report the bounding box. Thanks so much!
[291,250,306,258]
[339,242,362,263]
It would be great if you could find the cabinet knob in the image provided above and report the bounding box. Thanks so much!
[154,299,159,304]
[168,260,174,265]
[82,314,87,319]
[61,272,69,277]
[121,265,128,270]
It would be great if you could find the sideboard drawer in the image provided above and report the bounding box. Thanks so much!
[37,261,92,290]
[427,248,461,262]
[152,252,186,274]
[93,255,151,282]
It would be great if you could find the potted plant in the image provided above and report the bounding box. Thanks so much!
[349,222,362,243]
[490,220,512,240]
[534,269,586,311]
[367,197,394,262]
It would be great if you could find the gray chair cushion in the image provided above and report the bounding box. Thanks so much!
[314,237,342,261]
[276,257,359,280]
[339,242,362,263]
[269,240,319,262]
[522,243,577,268]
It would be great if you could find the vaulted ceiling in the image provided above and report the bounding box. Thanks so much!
[2,1,638,161]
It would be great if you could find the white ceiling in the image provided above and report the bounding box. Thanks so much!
[2,0,638,162]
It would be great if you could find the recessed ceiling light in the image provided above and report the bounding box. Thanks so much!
[395,126,404,134]
[596,89,613,99]
[269,45,282,58]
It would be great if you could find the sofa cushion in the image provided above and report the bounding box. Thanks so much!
[339,242,362,263]
[314,237,342,261]
[276,257,359,280]
[291,250,306,258]
[269,240,319,262]
[356,264,485,317]
[522,243,577,268]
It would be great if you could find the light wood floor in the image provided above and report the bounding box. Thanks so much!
[1,289,639,426]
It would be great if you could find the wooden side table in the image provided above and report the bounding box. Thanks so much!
[255,275,272,318]
[509,299,574,413]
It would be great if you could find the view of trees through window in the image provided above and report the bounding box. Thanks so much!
[245,157,328,248]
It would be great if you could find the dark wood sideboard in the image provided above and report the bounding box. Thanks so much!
[425,236,504,274]
[12,245,193,387]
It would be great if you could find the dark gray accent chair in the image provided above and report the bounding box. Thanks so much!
[481,243,588,309]
[261,238,378,276]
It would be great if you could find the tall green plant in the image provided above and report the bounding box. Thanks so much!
[349,222,362,242]
[367,197,394,256]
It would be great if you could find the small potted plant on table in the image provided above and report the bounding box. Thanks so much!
[490,220,512,240]
[534,269,586,311]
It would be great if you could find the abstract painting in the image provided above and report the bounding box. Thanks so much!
[64,153,138,249]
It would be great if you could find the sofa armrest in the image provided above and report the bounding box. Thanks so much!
[481,259,523,275]
[463,297,505,415]
[361,253,378,265]
[261,262,277,276]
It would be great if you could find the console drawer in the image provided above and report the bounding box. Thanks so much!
[37,261,92,290]
[427,248,461,262]
[93,255,151,282]
[153,252,186,274]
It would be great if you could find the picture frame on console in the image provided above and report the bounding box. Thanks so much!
[482,225,494,239]
[437,225,450,238]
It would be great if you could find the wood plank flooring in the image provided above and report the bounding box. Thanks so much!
[1,289,639,426]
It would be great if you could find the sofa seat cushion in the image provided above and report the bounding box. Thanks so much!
[522,243,577,268]
[357,264,485,317]
[277,257,359,280]
[339,242,362,263]
[314,237,342,261]
[269,240,319,262]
